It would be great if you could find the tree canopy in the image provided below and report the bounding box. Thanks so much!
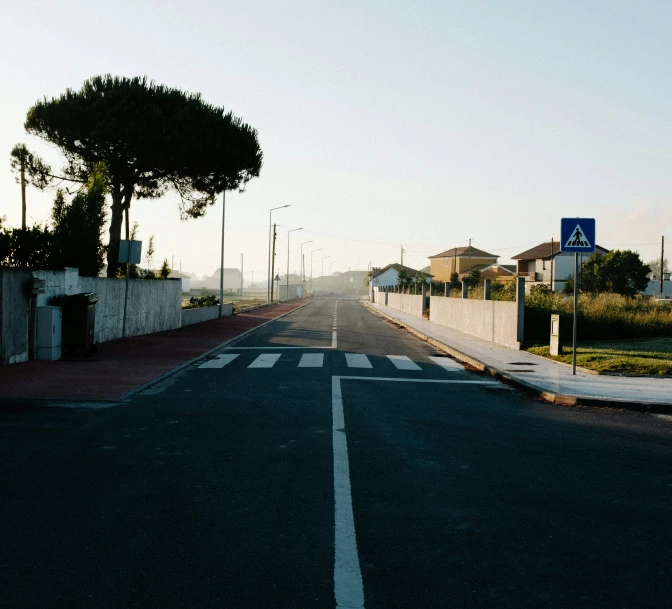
[581,250,650,296]
[24,75,263,276]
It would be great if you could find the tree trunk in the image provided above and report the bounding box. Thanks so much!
[107,192,124,277]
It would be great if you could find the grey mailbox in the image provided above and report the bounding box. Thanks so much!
[550,314,562,356]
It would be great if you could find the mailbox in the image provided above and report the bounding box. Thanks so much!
[32,278,46,295]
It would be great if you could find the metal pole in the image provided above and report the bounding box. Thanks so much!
[20,159,26,231]
[122,243,131,338]
[572,252,578,375]
[240,253,243,297]
[267,205,290,304]
[219,190,226,318]
[550,238,554,291]
[661,236,665,299]
[270,224,277,303]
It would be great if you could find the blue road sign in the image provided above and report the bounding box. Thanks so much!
[561,218,596,253]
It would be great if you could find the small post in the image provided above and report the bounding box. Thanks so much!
[461,281,468,299]
[445,282,448,297]
[484,279,491,300]
[516,276,526,346]
[421,282,427,312]
[550,314,562,356]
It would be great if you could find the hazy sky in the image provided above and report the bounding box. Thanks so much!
[2,1,671,281]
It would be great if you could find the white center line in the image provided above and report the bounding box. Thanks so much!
[332,377,365,609]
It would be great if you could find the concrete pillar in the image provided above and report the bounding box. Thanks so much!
[445,282,448,297]
[516,276,526,344]
[461,282,468,299]
[430,283,433,297]
[421,282,427,312]
[484,279,491,300]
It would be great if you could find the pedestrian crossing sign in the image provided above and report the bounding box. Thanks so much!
[560,218,596,253]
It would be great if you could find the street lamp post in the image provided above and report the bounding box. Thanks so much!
[219,190,226,318]
[300,240,313,290]
[330,260,337,290]
[310,248,321,291]
[286,228,303,301]
[267,205,291,304]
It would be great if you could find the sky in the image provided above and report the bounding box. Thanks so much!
[1,0,671,283]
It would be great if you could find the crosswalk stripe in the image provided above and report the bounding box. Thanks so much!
[387,355,422,371]
[198,354,240,369]
[345,353,372,369]
[248,353,282,369]
[428,356,465,371]
[298,353,324,368]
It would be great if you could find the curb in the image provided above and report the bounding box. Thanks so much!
[360,301,672,415]
[121,300,313,400]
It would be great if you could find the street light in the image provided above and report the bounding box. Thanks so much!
[330,260,337,290]
[267,205,291,304]
[287,228,303,301]
[300,240,313,287]
[310,248,321,291]
[219,190,226,318]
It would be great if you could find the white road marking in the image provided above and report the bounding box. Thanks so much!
[197,354,240,369]
[248,353,282,368]
[331,373,497,607]
[387,355,422,371]
[428,355,466,371]
[345,353,372,369]
[298,353,324,368]
[332,300,338,348]
[332,377,365,609]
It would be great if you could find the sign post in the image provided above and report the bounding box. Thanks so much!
[560,218,596,375]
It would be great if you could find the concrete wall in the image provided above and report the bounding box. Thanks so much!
[429,279,525,349]
[1,268,183,363]
[0,268,33,364]
[387,293,424,317]
[181,303,232,326]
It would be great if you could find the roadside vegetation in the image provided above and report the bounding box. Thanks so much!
[527,338,672,376]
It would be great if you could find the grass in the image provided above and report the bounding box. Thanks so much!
[526,337,672,375]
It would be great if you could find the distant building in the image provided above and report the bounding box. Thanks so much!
[371,263,432,288]
[512,241,609,291]
[428,245,499,282]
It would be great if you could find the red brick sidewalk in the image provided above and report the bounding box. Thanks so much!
[0,300,310,401]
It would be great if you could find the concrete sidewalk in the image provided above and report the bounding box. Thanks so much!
[364,301,672,412]
[0,300,310,403]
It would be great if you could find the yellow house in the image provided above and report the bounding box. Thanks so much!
[428,245,499,282]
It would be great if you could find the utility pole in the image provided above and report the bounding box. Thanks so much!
[401,245,405,266]
[20,156,26,230]
[240,253,244,296]
[270,224,277,303]
[550,238,554,290]
[468,238,472,271]
[172,255,174,272]
[661,235,665,299]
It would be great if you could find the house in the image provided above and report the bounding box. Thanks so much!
[512,241,609,291]
[479,263,517,283]
[371,263,432,288]
[428,245,499,282]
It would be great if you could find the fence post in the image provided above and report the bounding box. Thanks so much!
[461,282,468,299]
[445,282,448,297]
[421,282,427,313]
[516,276,526,346]
[484,279,491,300]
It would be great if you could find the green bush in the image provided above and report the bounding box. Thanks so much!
[183,294,220,309]
[524,292,672,342]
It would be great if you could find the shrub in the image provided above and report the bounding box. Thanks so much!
[183,294,220,309]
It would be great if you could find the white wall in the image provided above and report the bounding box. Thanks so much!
[387,293,424,317]
[32,269,182,343]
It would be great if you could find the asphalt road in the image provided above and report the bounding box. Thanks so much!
[1,298,672,608]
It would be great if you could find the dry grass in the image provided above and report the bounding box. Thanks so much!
[527,337,672,375]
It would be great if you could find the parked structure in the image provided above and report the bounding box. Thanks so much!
[512,241,609,291]
[428,245,499,282]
